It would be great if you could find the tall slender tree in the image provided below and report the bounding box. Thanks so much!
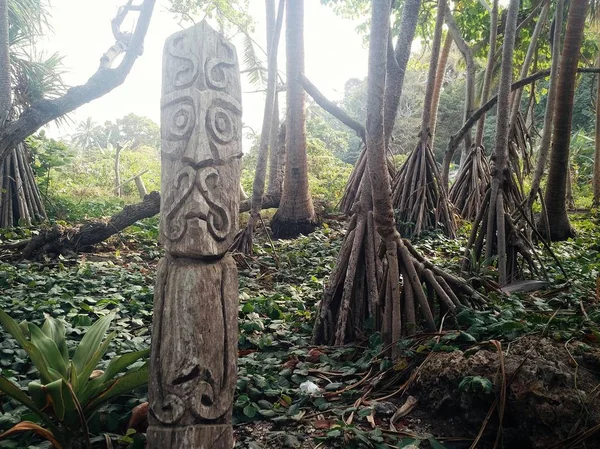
[449,0,497,221]
[462,0,539,286]
[265,0,284,201]
[232,0,285,254]
[390,0,457,238]
[270,0,317,238]
[544,0,589,241]
[594,53,600,207]
[0,0,8,122]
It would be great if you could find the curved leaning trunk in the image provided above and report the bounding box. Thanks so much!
[429,32,453,147]
[475,0,498,148]
[543,0,588,241]
[266,0,284,200]
[270,0,317,239]
[0,0,9,120]
[594,54,600,207]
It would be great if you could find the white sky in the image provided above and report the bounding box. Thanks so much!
[40,0,369,149]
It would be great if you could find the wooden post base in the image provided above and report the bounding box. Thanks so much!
[147,424,233,449]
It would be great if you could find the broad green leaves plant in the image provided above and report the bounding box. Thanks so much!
[0,311,148,449]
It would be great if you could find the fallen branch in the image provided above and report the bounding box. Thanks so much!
[21,191,160,259]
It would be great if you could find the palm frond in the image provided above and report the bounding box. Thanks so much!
[242,33,267,89]
[8,0,52,46]
[10,50,67,111]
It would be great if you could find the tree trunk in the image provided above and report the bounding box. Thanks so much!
[429,32,453,146]
[526,0,564,213]
[444,7,475,168]
[507,2,548,191]
[486,0,520,284]
[475,0,499,148]
[462,0,527,286]
[390,0,456,238]
[508,3,549,133]
[367,0,396,243]
[442,6,476,183]
[270,0,317,239]
[594,55,600,207]
[543,0,588,241]
[0,0,9,121]
[115,146,122,197]
[0,0,156,164]
[232,0,284,254]
[383,0,422,147]
[266,0,284,200]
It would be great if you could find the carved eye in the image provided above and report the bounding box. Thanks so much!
[162,96,196,142]
[207,106,235,145]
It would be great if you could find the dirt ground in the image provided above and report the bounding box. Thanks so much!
[234,336,600,448]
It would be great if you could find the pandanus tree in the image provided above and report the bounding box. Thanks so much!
[542,0,589,241]
[0,0,54,227]
[390,0,457,239]
[270,0,318,239]
[462,0,544,286]
[314,0,481,354]
[448,0,497,221]
[0,0,156,227]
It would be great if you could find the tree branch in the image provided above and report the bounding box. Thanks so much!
[444,67,600,161]
[298,74,366,142]
[0,0,156,163]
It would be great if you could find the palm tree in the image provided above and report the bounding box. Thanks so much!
[72,117,101,152]
[543,0,589,241]
[270,0,317,238]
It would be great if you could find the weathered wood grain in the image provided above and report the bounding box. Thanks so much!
[148,21,241,449]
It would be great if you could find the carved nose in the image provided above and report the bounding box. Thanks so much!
[182,126,213,166]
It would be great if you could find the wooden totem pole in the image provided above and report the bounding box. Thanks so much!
[148,21,242,448]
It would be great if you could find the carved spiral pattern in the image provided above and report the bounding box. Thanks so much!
[205,39,236,91]
[198,167,230,241]
[168,34,199,89]
[206,106,235,145]
[161,96,195,158]
[151,394,186,425]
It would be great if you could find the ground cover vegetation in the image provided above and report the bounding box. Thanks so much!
[0,0,599,447]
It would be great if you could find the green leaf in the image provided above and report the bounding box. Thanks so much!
[41,315,68,364]
[84,363,148,415]
[28,323,68,379]
[243,404,257,418]
[101,348,149,382]
[0,310,55,384]
[27,382,47,409]
[80,348,148,403]
[42,378,67,421]
[0,376,61,437]
[77,331,116,388]
[72,312,114,374]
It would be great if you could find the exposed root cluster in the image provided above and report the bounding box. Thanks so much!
[391,137,456,238]
[449,145,491,221]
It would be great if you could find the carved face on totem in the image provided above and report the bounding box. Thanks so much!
[160,21,242,257]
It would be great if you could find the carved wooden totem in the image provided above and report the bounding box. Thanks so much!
[148,21,242,449]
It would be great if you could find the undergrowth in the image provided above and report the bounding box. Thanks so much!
[0,212,598,448]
